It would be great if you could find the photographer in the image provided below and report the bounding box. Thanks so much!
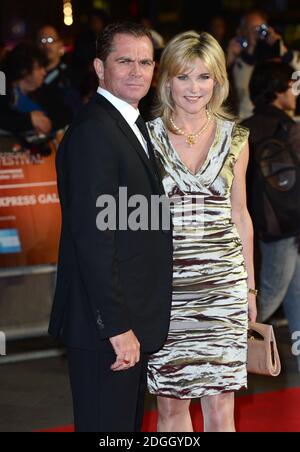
[242,62,300,372]
[0,42,71,137]
[0,43,52,136]
[37,25,81,115]
[227,8,300,120]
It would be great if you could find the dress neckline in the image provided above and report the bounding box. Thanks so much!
[160,117,220,177]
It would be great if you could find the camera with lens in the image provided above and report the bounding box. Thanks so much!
[237,36,248,49]
[23,131,53,156]
[256,24,269,40]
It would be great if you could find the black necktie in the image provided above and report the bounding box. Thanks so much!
[135,115,153,156]
[135,115,159,179]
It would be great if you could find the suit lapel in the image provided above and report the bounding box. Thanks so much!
[94,94,160,191]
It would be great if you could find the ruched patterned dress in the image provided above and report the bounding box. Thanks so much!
[147,117,249,398]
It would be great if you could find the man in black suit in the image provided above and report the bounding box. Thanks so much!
[48,22,173,432]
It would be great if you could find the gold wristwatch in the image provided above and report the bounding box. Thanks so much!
[248,288,258,296]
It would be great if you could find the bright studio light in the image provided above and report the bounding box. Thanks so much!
[64,16,73,26]
[64,6,72,16]
[63,0,73,27]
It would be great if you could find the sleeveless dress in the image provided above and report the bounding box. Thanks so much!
[147,117,249,399]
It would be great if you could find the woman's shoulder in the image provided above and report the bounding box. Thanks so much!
[217,118,249,136]
[146,117,168,144]
[222,118,249,143]
[146,116,164,132]
[217,118,249,159]
[146,117,171,158]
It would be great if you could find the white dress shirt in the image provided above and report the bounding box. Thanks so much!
[97,87,149,157]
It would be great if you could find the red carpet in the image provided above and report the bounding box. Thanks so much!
[38,387,300,432]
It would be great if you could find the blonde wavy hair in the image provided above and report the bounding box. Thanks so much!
[154,31,232,131]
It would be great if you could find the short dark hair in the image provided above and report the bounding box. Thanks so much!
[37,24,61,39]
[96,22,153,62]
[241,8,269,25]
[249,62,293,107]
[3,42,48,82]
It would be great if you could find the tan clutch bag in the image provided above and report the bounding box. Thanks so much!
[247,322,281,376]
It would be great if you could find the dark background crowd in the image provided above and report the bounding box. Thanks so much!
[1,0,300,137]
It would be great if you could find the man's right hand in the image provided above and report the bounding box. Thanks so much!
[109,330,140,372]
[30,111,52,135]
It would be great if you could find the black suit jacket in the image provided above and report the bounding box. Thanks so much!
[49,94,173,353]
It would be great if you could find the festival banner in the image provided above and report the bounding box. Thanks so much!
[0,137,61,268]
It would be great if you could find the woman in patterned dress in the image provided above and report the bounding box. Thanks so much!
[147,31,257,432]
